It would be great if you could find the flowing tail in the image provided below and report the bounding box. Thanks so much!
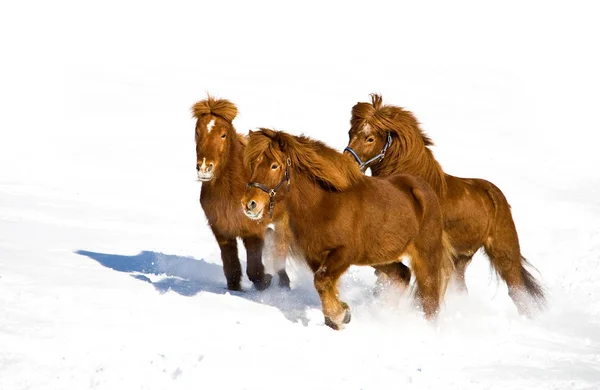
[519,255,547,307]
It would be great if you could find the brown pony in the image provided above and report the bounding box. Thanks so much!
[192,96,290,291]
[345,93,545,315]
[241,128,454,329]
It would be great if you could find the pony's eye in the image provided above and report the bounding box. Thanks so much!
[367,137,375,143]
[271,163,279,170]
[221,133,227,139]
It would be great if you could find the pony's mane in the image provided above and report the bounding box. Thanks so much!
[351,93,447,197]
[351,93,433,146]
[245,129,363,192]
[191,95,238,123]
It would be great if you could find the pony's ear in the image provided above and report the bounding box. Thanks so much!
[248,129,254,135]
[271,131,291,154]
[237,133,248,147]
[277,135,287,152]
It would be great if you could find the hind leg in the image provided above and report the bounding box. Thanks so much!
[452,254,473,293]
[312,249,352,330]
[483,241,531,315]
[481,185,545,315]
[407,244,442,319]
[243,236,272,291]
[373,262,411,295]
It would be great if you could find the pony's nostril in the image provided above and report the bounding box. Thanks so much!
[248,200,257,211]
[196,164,200,171]
[208,163,214,171]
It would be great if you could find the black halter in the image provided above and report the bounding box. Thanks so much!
[246,158,291,218]
[344,132,392,172]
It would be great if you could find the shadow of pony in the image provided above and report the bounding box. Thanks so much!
[75,249,321,325]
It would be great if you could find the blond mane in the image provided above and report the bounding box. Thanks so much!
[246,128,363,192]
[351,93,447,197]
[191,95,238,123]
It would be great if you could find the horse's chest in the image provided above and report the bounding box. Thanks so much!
[200,190,263,237]
[201,193,237,229]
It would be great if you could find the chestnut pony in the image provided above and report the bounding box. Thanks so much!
[241,129,454,329]
[345,94,545,315]
[192,97,290,291]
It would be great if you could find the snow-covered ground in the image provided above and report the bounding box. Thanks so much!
[1,1,600,389]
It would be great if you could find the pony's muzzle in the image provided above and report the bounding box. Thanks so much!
[241,198,264,221]
[196,160,215,181]
[196,162,214,172]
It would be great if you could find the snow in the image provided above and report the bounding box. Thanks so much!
[1,1,600,389]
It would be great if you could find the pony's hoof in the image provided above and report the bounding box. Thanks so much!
[252,274,273,291]
[324,316,342,330]
[342,308,352,324]
[373,283,383,298]
[227,282,242,291]
[324,304,351,330]
[277,270,291,290]
[339,302,352,324]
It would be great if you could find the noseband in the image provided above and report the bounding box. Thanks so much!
[246,158,291,218]
[344,132,392,172]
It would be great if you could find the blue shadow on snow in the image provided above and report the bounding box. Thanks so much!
[75,249,322,325]
[76,250,226,296]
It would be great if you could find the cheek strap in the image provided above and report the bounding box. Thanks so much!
[246,159,291,218]
[344,132,392,172]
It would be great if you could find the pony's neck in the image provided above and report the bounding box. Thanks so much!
[371,140,447,198]
[283,171,324,225]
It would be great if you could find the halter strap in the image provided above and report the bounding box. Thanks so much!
[246,158,291,218]
[344,132,392,172]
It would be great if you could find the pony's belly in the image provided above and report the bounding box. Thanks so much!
[442,179,496,253]
[443,216,488,254]
[355,246,409,266]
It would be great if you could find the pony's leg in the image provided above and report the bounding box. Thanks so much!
[215,235,243,291]
[242,236,272,291]
[313,250,351,330]
[483,187,545,315]
[373,262,411,295]
[407,243,442,319]
[482,242,528,314]
[452,254,473,293]
[483,240,545,316]
[269,219,291,289]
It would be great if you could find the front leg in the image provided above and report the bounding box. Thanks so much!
[313,249,351,330]
[214,235,242,291]
[243,236,272,291]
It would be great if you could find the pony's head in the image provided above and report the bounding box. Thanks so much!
[242,129,363,221]
[241,129,291,221]
[346,93,432,171]
[191,96,239,182]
